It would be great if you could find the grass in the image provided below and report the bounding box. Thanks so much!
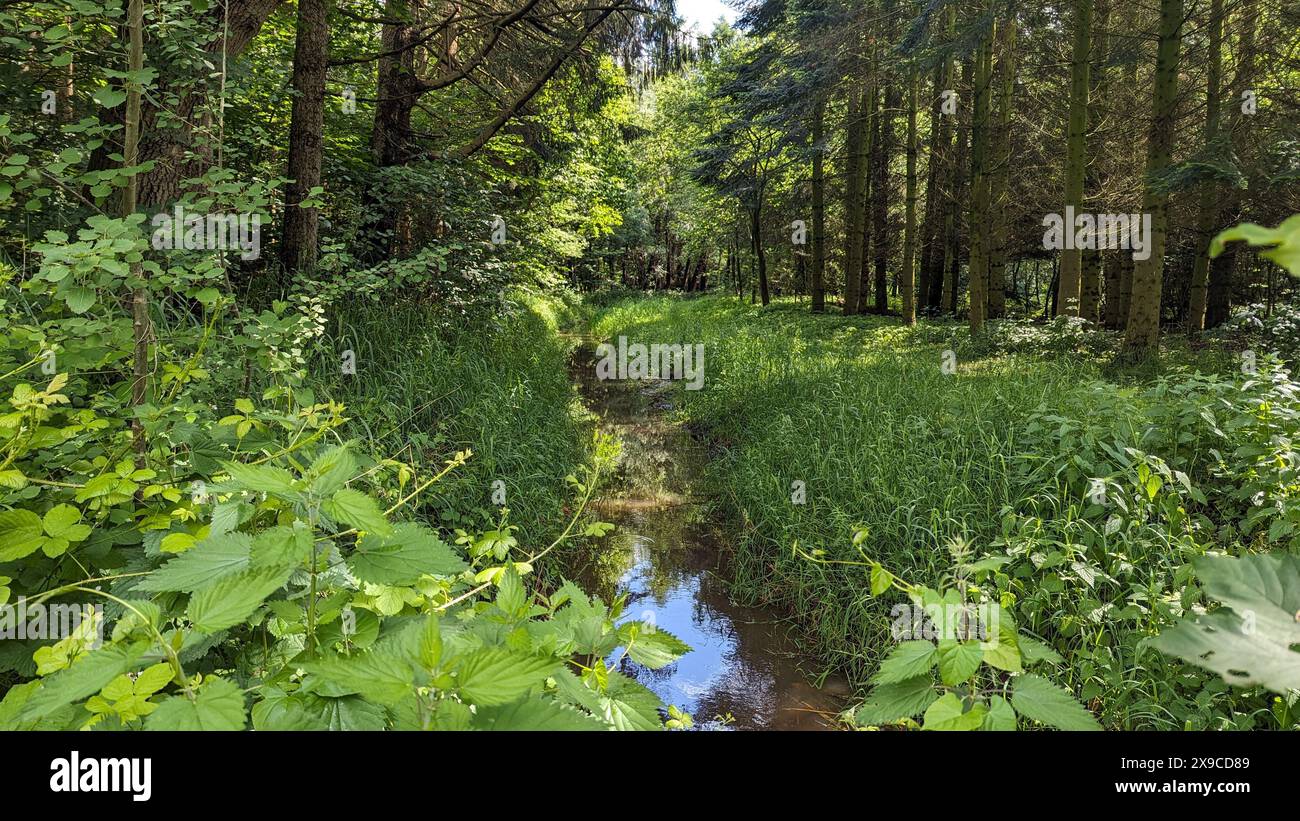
[309,289,590,550]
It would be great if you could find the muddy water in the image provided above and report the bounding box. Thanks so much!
[567,340,848,730]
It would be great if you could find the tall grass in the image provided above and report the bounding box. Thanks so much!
[308,289,589,548]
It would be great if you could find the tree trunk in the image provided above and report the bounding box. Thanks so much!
[1124,0,1183,353]
[1058,0,1091,318]
[987,16,1016,320]
[842,86,868,315]
[901,74,919,325]
[1205,0,1258,329]
[811,96,827,313]
[281,0,328,277]
[124,0,147,463]
[968,32,994,333]
[1080,0,1109,324]
[751,199,769,306]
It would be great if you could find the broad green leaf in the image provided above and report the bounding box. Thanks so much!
[348,523,466,585]
[186,564,292,632]
[302,648,416,705]
[1209,215,1300,276]
[250,525,312,569]
[980,614,1023,673]
[922,692,987,731]
[42,504,88,541]
[937,639,983,685]
[146,676,246,730]
[307,447,356,497]
[1018,633,1064,665]
[855,675,939,725]
[219,461,298,496]
[323,488,392,537]
[21,643,147,720]
[872,640,937,685]
[1151,553,1300,694]
[473,697,606,730]
[0,509,44,560]
[982,695,1017,731]
[625,625,690,669]
[454,648,558,706]
[1011,674,1100,731]
[136,532,252,592]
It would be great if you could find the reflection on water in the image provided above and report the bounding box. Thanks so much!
[569,340,847,731]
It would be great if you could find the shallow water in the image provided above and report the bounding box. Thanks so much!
[568,340,848,730]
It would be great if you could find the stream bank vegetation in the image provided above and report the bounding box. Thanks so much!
[1,0,1298,733]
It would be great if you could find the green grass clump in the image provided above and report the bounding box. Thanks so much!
[313,289,589,548]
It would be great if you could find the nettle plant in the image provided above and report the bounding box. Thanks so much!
[1,433,692,730]
[801,533,1100,731]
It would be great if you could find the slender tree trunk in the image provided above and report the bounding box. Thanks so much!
[1185,0,1224,333]
[811,96,827,313]
[281,0,328,277]
[918,65,943,313]
[871,60,897,313]
[1081,0,1109,323]
[1124,0,1183,353]
[752,196,769,306]
[1058,0,1091,318]
[943,56,970,316]
[1205,0,1257,329]
[987,16,1016,320]
[124,0,147,463]
[901,73,919,325]
[858,83,877,314]
[968,32,994,333]
[842,86,868,315]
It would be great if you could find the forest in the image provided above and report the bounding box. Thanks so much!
[0,0,1297,740]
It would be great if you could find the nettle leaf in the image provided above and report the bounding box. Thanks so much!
[1018,633,1064,665]
[250,525,313,569]
[146,676,246,730]
[922,692,986,731]
[302,644,418,705]
[348,523,466,585]
[472,697,607,731]
[1011,674,1101,731]
[454,648,558,706]
[599,673,664,730]
[937,639,983,685]
[218,461,299,497]
[982,695,1017,731]
[855,675,939,726]
[323,488,392,536]
[186,564,293,632]
[136,532,252,592]
[308,447,357,497]
[872,640,938,685]
[624,625,690,669]
[980,614,1023,673]
[1151,552,1300,694]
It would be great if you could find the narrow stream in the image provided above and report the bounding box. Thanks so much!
[567,339,849,730]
